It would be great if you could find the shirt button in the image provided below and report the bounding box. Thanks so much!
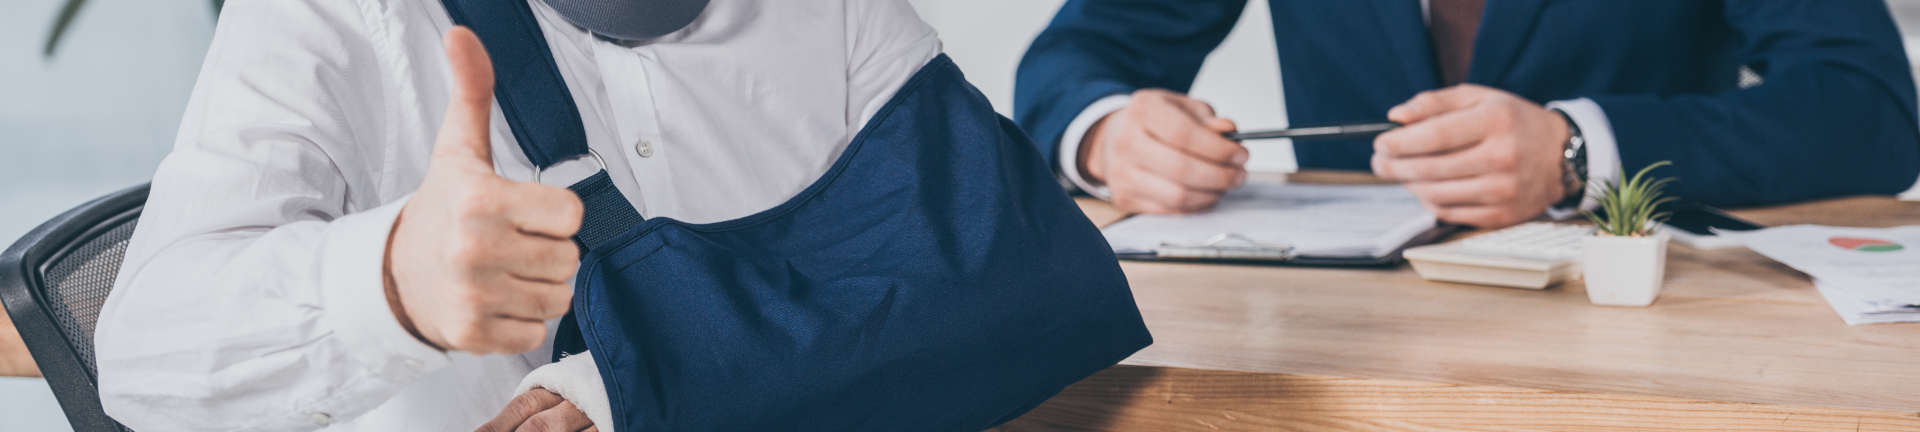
[309,412,333,426]
[634,139,655,158]
[404,359,424,369]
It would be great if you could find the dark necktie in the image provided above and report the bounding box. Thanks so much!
[1429,0,1485,86]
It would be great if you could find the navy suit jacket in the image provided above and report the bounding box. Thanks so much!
[1014,0,1920,206]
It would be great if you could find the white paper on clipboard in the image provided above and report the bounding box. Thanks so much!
[1101,183,1437,259]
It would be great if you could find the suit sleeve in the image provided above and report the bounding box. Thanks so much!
[1012,0,1249,171]
[1586,0,1920,205]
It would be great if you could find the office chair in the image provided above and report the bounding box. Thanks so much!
[0,183,149,432]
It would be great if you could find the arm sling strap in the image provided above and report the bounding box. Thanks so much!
[441,1,1151,429]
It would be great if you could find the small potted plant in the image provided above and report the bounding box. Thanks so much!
[1580,161,1676,307]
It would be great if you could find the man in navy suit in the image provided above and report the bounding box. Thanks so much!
[1015,0,1920,227]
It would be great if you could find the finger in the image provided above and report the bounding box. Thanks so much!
[436,26,498,165]
[1370,141,1499,182]
[584,428,600,432]
[477,390,564,432]
[1372,107,1491,158]
[477,316,552,354]
[1172,96,1218,119]
[504,183,586,238]
[1137,101,1250,166]
[1113,170,1223,213]
[1386,84,1484,124]
[1126,138,1245,192]
[1173,98,1247,138]
[1201,116,1238,134]
[500,235,581,283]
[1112,191,1180,215]
[518,401,593,432]
[1433,205,1531,228]
[487,274,573,320]
[1401,175,1519,207]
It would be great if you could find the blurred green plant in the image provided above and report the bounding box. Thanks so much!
[1583,160,1677,237]
[41,0,225,57]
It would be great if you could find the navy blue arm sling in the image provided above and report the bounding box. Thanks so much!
[440,1,1151,429]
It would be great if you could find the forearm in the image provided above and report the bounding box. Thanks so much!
[1014,46,1141,168]
[0,309,33,377]
[1590,63,1920,205]
[97,155,444,430]
[1582,0,1920,206]
[87,0,458,428]
[1013,0,1247,169]
[1053,94,1134,198]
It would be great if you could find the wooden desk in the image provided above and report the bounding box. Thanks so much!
[1001,171,1920,431]
[0,306,37,377]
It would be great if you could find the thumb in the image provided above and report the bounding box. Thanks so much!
[1387,85,1476,124]
[1174,97,1236,132]
[434,26,497,165]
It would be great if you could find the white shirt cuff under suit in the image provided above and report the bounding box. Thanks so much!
[1056,94,1134,200]
[1056,94,1622,222]
[1545,98,1622,219]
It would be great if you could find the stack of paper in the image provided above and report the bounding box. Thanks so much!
[1813,280,1920,325]
[1728,225,1920,325]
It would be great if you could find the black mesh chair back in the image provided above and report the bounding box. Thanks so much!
[1,184,148,432]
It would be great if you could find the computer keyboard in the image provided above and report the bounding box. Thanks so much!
[1403,222,1591,289]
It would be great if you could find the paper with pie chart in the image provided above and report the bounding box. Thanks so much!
[1726,225,1920,325]
[1827,236,1905,253]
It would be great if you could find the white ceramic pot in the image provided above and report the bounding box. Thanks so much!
[1580,232,1670,307]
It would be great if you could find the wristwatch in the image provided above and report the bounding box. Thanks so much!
[1549,107,1588,211]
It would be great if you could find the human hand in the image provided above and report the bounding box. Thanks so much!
[384,27,585,354]
[475,389,597,432]
[1080,89,1249,214]
[1370,84,1572,228]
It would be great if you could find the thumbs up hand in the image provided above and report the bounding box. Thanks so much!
[384,27,585,354]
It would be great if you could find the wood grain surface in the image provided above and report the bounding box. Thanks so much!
[1023,170,1920,428]
[998,365,1920,431]
[0,306,37,377]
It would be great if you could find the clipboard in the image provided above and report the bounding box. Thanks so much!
[1100,183,1459,268]
[1111,224,1462,268]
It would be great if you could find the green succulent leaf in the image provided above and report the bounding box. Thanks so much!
[1586,160,1675,237]
[42,0,224,58]
[41,0,89,57]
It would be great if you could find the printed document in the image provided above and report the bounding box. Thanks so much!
[1726,225,1920,324]
[1102,183,1436,258]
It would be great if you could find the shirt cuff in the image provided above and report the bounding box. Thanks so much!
[1057,94,1133,200]
[319,195,450,379]
[1545,98,1621,220]
[519,351,614,432]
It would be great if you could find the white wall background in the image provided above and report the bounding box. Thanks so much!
[3,1,1920,430]
[1,0,214,430]
[910,0,1300,171]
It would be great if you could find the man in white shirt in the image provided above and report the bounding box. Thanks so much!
[94,0,940,430]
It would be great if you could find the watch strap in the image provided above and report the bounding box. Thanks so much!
[1549,108,1588,211]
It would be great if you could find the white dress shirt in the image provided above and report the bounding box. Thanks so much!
[93,0,940,430]
[1056,3,1621,214]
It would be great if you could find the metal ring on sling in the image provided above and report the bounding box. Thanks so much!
[533,148,608,186]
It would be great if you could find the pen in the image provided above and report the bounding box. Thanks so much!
[1224,122,1400,142]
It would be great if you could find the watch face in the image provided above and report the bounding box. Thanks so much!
[1557,119,1589,207]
